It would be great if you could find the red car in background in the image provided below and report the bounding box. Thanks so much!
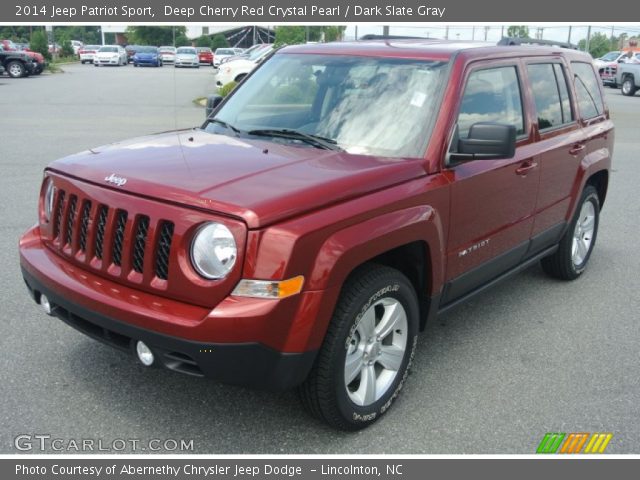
[197,47,213,66]
[1,39,46,74]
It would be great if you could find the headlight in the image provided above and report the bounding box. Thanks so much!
[190,222,237,279]
[43,177,55,223]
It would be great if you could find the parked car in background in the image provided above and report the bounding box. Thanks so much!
[617,61,640,96]
[94,45,128,66]
[216,44,273,85]
[596,50,640,87]
[79,45,101,64]
[175,47,199,68]
[0,47,36,77]
[133,46,163,67]
[125,45,141,63]
[218,44,271,66]
[213,48,238,67]
[197,47,214,66]
[159,46,176,63]
[71,40,84,55]
[1,39,45,74]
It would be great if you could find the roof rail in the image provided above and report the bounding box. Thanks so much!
[498,37,577,50]
[359,34,432,41]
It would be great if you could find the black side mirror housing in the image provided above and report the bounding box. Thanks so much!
[205,94,223,118]
[455,122,516,161]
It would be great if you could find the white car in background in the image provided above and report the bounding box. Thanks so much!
[93,45,127,66]
[78,45,101,64]
[216,45,273,86]
[213,48,238,67]
[174,47,199,68]
[71,40,84,55]
[159,46,176,63]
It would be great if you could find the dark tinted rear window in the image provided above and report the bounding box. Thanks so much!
[571,62,604,119]
[527,63,574,129]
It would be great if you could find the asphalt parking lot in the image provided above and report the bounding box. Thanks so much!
[1,63,638,454]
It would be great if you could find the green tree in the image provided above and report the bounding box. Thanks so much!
[274,26,346,46]
[506,26,530,38]
[175,34,190,47]
[57,32,74,57]
[30,29,50,61]
[126,26,187,46]
[210,34,229,49]
[195,36,212,48]
[578,32,613,58]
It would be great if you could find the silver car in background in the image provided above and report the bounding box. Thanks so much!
[174,47,199,68]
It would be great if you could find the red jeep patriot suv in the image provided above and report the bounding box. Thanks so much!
[20,39,613,430]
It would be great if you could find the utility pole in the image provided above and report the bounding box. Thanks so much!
[585,25,592,53]
[355,25,358,41]
[472,26,475,41]
[484,26,489,41]
[383,26,390,36]
[501,25,504,39]
[445,25,449,40]
[567,25,572,44]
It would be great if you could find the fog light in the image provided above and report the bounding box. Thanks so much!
[39,294,53,315]
[136,341,154,366]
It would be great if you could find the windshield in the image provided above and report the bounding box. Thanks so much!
[599,51,621,62]
[207,53,448,158]
[177,47,196,55]
[137,47,158,53]
[99,47,118,53]
[216,49,235,55]
[159,47,175,52]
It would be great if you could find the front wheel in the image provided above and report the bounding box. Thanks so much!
[7,61,25,78]
[299,264,419,430]
[621,77,637,96]
[541,185,600,280]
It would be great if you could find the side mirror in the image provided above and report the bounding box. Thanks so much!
[455,122,516,161]
[205,94,223,118]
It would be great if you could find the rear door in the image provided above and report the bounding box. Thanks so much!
[442,61,539,304]
[524,60,584,252]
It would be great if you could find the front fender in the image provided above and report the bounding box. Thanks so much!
[307,205,445,295]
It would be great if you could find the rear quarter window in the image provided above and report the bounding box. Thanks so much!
[571,62,605,119]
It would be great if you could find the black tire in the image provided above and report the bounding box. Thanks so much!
[7,61,25,78]
[621,77,637,97]
[541,185,600,280]
[299,264,419,430]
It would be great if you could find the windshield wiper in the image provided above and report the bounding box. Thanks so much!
[247,129,342,151]
[208,118,241,136]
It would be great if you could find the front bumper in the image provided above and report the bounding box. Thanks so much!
[19,226,326,390]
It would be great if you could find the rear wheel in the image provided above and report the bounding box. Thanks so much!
[299,264,419,430]
[7,61,25,78]
[541,185,600,280]
[621,77,637,96]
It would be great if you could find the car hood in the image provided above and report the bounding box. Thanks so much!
[48,129,426,229]
[136,53,157,58]
[96,52,118,57]
[177,54,196,59]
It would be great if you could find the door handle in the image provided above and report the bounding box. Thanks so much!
[515,162,538,176]
[569,143,586,155]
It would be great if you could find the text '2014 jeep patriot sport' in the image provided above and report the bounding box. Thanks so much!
[20,40,613,430]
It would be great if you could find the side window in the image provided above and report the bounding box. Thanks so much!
[571,62,605,119]
[554,64,573,124]
[526,63,574,130]
[456,66,524,139]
